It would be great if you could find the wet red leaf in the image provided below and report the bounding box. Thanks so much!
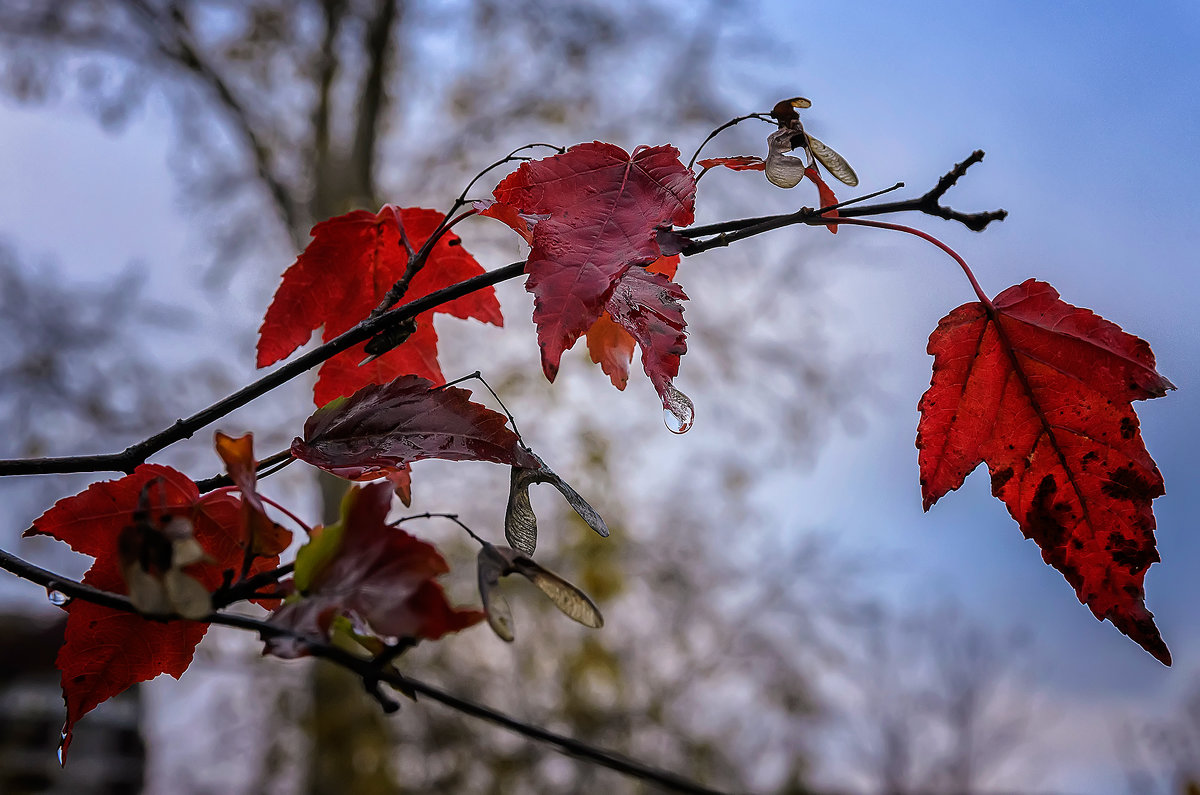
[256,206,503,406]
[584,256,686,408]
[492,142,695,381]
[917,280,1174,664]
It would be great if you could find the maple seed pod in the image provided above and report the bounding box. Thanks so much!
[770,96,812,125]
[764,128,809,189]
[476,541,604,642]
[505,456,609,556]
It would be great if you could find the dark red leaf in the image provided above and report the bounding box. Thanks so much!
[256,206,503,405]
[267,483,482,657]
[492,142,696,381]
[696,155,766,172]
[917,280,1175,664]
[291,374,539,481]
[27,465,273,754]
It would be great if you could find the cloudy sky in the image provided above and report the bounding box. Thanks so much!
[0,1,1197,792]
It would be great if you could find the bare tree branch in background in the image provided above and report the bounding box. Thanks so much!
[832,605,1043,794]
[1127,681,1200,795]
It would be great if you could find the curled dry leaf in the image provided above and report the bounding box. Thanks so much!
[476,541,603,642]
[214,431,292,556]
[769,96,812,126]
[291,374,538,486]
[476,543,516,641]
[505,454,609,556]
[765,128,810,189]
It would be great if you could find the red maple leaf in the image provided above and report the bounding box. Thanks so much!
[256,206,503,406]
[492,142,696,380]
[584,255,686,406]
[696,155,766,171]
[25,465,279,754]
[917,280,1175,664]
[291,374,539,481]
[266,483,483,658]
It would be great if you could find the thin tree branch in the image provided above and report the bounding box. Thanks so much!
[122,0,304,243]
[0,154,1000,479]
[681,150,1005,254]
[351,0,399,200]
[0,548,725,795]
[0,261,528,478]
[311,0,345,202]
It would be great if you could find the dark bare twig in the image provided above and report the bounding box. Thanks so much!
[194,449,294,494]
[370,142,560,321]
[212,562,295,609]
[0,548,725,795]
[391,511,486,545]
[839,150,1006,230]
[681,151,1004,254]
[686,112,775,169]
[121,0,303,243]
[437,371,524,440]
[681,182,910,257]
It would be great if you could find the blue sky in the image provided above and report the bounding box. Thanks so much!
[738,2,1200,788]
[1,2,1198,791]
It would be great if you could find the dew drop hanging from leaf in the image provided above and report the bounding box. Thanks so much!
[662,385,694,434]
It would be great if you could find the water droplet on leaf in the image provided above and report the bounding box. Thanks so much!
[662,385,694,434]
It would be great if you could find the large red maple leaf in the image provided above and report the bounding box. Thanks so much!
[492,142,696,380]
[256,206,503,406]
[917,279,1174,664]
[25,465,279,754]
